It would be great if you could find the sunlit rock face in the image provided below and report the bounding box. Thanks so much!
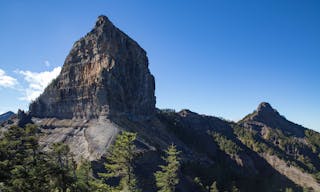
[29,15,156,119]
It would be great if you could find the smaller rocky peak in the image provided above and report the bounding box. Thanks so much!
[178,109,199,117]
[0,111,14,117]
[0,111,15,124]
[257,102,277,114]
[240,102,307,138]
[250,102,283,125]
[240,102,280,123]
[241,102,279,123]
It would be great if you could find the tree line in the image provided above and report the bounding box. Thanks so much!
[0,125,184,192]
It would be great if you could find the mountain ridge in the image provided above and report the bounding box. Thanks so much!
[0,111,15,124]
[239,102,307,137]
[1,15,319,191]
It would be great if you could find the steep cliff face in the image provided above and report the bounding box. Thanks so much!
[29,16,155,119]
[12,16,319,191]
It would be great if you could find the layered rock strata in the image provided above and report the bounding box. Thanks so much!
[29,16,156,119]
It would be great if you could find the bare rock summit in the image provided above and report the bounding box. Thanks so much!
[29,15,156,119]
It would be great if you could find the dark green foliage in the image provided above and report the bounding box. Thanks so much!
[194,177,219,192]
[303,187,312,192]
[0,127,150,192]
[0,125,93,192]
[75,159,92,191]
[234,124,320,175]
[305,129,320,151]
[157,111,197,150]
[231,184,240,192]
[92,131,140,192]
[285,188,293,192]
[0,125,53,191]
[233,124,270,153]
[1,120,319,192]
[209,131,242,156]
[50,142,77,192]
[209,181,219,192]
[154,144,181,192]
[314,172,320,182]
[193,177,206,191]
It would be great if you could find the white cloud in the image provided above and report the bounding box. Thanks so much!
[0,69,18,88]
[18,67,61,101]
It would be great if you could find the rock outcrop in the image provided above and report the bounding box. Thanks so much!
[238,102,320,191]
[240,102,306,137]
[0,111,15,124]
[2,16,316,191]
[17,110,32,127]
[29,15,156,119]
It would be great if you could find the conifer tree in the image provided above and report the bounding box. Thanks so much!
[75,159,93,191]
[0,124,96,192]
[92,131,140,192]
[50,142,76,192]
[194,177,219,192]
[209,181,219,192]
[0,124,52,191]
[285,188,293,192]
[231,184,240,192]
[154,144,181,192]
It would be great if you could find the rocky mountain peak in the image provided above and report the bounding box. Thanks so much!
[29,15,156,119]
[240,102,280,122]
[256,102,279,116]
[93,15,116,34]
[257,102,272,111]
[95,15,111,27]
[240,102,306,137]
[246,102,281,123]
[178,109,197,117]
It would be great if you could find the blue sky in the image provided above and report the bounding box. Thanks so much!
[0,0,319,131]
